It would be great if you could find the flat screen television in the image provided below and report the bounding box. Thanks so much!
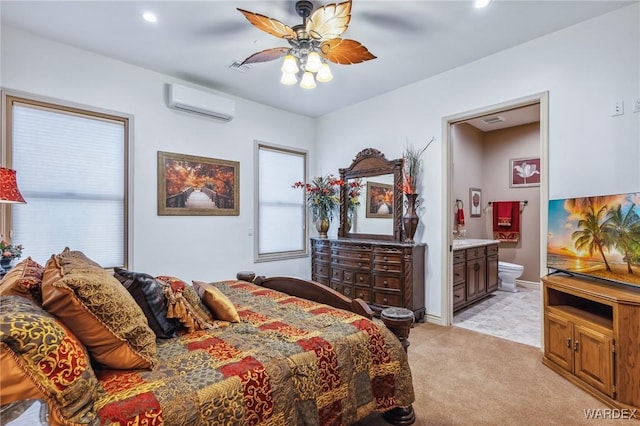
[547,191,640,287]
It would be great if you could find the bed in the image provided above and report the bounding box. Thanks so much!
[0,250,416,425]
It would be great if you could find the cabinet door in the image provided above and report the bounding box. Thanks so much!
[544,310,573,373]
[486,254,498,293]
[466,259,486,299]
[574,324,614,397]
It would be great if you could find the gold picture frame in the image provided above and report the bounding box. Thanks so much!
[365,181,393,218]
[157,151,239,216]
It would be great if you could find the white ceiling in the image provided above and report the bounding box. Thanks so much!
[1,0,635,118]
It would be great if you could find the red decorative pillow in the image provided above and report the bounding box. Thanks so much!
[0,295,97,424]
[0,257,44,304]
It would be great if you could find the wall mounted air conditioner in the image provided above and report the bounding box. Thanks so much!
[168,84,235,122]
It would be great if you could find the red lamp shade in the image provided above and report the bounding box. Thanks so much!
[0,167,26,204]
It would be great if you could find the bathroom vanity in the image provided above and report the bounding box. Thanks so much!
[452,239,499,312]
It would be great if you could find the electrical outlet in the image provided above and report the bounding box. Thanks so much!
[612,100,624,116]
[633,97,640,113]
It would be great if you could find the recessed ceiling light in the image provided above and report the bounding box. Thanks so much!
[143,12,157,23]
[475,0,492,8]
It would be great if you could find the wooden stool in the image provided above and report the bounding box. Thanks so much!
[381,307,414,353]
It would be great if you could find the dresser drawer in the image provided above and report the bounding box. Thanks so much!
[313,252,331,262]
[331,256,370,270]
[453,263,465,285]
[313,262,330,277]
[466,246,486,260]
[354,272,371,286]
[453,250,465,264]
[373,275,402,290]
[373,291,402,307]
[487,244,499,256]
[331,245,371,259]
[373,262,402,274]
[314,276,329,286]
[453,284,466,308]
[352,287,371,302]
[373,253,403,264]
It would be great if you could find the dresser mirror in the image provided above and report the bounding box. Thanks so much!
[339,148,403,241]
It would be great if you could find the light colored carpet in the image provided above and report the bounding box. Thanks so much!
[359,322,638,425]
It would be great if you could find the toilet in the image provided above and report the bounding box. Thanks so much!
[498,261,524,293]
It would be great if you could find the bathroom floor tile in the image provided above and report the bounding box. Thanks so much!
[453,284,541,347]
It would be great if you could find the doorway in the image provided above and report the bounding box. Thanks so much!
[441,92,549,347]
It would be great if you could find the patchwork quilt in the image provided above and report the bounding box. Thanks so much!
[93,280,415,425]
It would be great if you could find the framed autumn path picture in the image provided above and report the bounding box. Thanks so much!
[158,151,239,216]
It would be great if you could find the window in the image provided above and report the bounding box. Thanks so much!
[2,93,129,267]
[255,142,307,261]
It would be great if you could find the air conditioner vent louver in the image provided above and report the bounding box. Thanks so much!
[228,60,251,73]
[167,84,235,122]
[481,115,505,125]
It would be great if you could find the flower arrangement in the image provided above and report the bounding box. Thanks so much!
[0,238,23,260]
[401,137,434,194]
[293,174,342,221]
[346,179,364,213]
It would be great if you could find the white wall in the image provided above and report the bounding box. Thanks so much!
[0,26,317,283]
[316,4,640,321]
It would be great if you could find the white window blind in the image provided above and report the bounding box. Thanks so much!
[9,101,126,267]
[255,143,307,261]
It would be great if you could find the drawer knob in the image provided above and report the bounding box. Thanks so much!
[358,293,364,298]
[455,294,461,299]
[358,262,362,267]
[359,254,363,258]
[383,280,388,287]
[384,266,388,271]
[359,277,364,282]
[383,297,388,303]
[344,287,351,296]
[383,256,388,261]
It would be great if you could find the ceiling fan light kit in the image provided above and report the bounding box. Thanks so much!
[237,0,375,90]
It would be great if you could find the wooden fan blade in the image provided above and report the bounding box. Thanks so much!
[241,47,290,65]
[320,39,376,64]
[307,0,352,40]
[237,8,296,40]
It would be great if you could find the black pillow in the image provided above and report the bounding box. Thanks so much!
[113,268,179,339]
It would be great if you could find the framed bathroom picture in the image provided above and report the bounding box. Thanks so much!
[366,181,393,218]
[469,188,482,217]
[510,157,541,187]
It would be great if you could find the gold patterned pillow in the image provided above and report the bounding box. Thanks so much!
[42,249,157,369]
[192,281,240,323]
[0,257,44,304]
[0,295,97,425]
[156,275,216,332]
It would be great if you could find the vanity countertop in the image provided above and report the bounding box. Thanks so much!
[452,238,500,250]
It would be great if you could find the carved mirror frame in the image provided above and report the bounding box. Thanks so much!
[339,148,403,241]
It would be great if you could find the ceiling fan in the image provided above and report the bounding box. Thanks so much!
[237,0,376,88]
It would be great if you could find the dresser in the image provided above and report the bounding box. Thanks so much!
[311,238,426,321]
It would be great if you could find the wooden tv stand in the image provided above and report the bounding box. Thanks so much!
[542,273,640,412]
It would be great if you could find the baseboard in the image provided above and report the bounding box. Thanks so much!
[516,279,540,289]
[425,313,445,326]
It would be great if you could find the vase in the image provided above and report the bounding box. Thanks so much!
[0,257,13,273]
[403,193,420,242]
[346,210,354,232]
[315,216,330,238]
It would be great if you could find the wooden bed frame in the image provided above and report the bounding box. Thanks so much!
[237,272,416,426]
